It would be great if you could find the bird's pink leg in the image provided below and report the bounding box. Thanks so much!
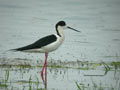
[41,59,46,83]
[40,53,48,86]
[45,53,48,88]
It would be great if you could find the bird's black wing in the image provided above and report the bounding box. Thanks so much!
[13,34,57,51]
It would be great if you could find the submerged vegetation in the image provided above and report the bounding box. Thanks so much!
[0,58,120,90]
[75,81,115,90]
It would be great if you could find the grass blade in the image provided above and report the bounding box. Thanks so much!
[75,82,81,90]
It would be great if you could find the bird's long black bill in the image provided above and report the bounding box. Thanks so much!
[67,26,80,32]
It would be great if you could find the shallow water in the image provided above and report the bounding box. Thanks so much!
[0,0,120,90]
[0,62,120,90]
[0,0,120,62]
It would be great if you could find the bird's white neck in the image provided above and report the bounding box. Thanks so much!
[56,26,64,37]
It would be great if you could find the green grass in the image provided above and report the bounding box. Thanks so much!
[1,60,120,70]
[0,69,9,89]
[75,82,82,90]
[0,60,119,90]
[102,62,111,75]
[5,69,9,83]
[111,61,120,70]
[75,81,114,90]
[29,76,32,90]
[0,82,8,87]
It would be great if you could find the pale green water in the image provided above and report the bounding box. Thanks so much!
[0,0,120,90]
[0,0,120,62]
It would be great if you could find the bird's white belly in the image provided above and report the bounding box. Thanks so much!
[41,36,64,53]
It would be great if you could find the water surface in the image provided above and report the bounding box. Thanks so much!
[0,0,120,90]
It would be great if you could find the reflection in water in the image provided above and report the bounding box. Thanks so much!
[0,61,120,90]
[0,0,120,89]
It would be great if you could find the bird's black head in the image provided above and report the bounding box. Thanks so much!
[55,21,66,36]
[55,21,80,36]
[56,21,66,29]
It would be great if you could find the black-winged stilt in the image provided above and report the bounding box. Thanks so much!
[12,21,80,88]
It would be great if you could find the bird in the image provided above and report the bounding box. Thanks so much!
[12,21,80,88]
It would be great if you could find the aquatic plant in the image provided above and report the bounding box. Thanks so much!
[111,61,120,70]
[35,75,40,90]
[0,82,8,87]
[29,76,32,90]
[75,82,81,90]
[11,87,13,90]
[102,62,110,75]
[5,69,9,83]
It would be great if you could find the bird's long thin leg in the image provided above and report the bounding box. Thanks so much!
[41,59,46,82]
[41,53,47,83]
[41,53,48,88]
[45,53,48,89]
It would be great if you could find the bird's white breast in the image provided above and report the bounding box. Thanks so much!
[41,34,64,53]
